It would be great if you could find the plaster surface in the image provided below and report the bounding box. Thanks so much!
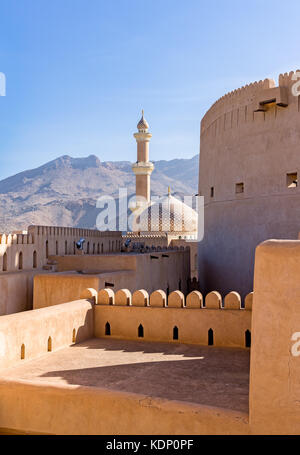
[0,338,250,413]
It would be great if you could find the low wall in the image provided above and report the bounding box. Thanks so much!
[33,250,191,309]
[0,300,93,370]
[0,271,38,316]
[94,289,252,348]
[0,381,249,435]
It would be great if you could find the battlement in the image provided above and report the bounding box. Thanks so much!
[0,225,123,275]
[89,287,253,349]
[201,70,300,135]
[28,225,121,238]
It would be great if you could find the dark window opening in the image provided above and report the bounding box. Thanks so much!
[210,187,214,198]
[173,326,179,340]
[138,324,144,338]
[245,330,251,348]
[287,172,298,188]
[208,328,214,346]
[235,182,244,194]
[3,252,7,272]
[18,252,23,270]
[105,322,111,336]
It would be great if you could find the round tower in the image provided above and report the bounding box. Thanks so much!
[198,71,300,297]
[132,110,154,206]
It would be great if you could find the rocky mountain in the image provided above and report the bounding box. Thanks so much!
[0,154,199,232]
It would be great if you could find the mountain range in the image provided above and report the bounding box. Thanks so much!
[0,154,199,232]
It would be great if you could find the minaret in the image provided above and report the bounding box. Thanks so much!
[132,110,154,207]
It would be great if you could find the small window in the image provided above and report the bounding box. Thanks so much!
[235,182,244,194]
[72,328,76,343]
[48,337,52,352]
[105,322,111,336]
[138,324,144,338]
[245,330,251,348]
[33,251,37,268]
[287,172,297,188]
[210,187,214,198]
[208,328,214,346]
[21,344,25,360]
[173,326,179,340]
[3,252,7,272]
[18,252,23,270]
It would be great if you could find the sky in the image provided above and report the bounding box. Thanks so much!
[0,0,300,180]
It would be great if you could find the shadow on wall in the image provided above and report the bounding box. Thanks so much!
[40,339,250,413]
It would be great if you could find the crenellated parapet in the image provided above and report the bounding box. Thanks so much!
[0,225,123,274]
[91,287,253,349]
[201,70,300,137]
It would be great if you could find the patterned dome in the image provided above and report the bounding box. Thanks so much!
[132,194,198,233]
[137,110,149,131]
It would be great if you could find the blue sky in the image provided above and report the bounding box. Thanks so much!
[0,0,299,180]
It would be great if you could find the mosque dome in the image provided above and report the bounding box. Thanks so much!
[132,193,198,234]
[137,110,149,131]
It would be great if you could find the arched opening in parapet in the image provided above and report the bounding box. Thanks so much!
[109,240,111,252]
[72,328,76,343]
[97,243,100,254]
[48,337,52,352]
[55,241,58,255]
[87,242,90,254]
[112,241,114,252]
[208,328,214,346]
[173,326,179,340]
[93,243,95,254]
[138,324,144,338]
[73,241,76,255]
[33,250,37,268]
[21,344,25,360]
[105,322,111,336]
[65,240,68,255]
[18,252,23,270]
[245,330,251,348]
[3,252,7,272]
[46,240,49,259]
[101,243,104,253]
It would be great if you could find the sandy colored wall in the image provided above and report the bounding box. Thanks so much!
[94,305,251,348]
[249,240,300,434]
[0,271,41,316]
[0,300,93,370]
[33,250,190,309]
[51,253,137,273]
[198,72,300,297]
[0,380,249,435]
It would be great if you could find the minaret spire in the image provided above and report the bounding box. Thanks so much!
[132,111,154,206]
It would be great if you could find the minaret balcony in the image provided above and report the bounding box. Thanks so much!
[132,161,154,176]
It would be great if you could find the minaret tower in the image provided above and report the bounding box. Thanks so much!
[132,110,154,207]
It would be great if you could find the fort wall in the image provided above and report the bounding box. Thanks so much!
[33,249,191,309]
[198,71,300,296]
[0,225,122,315]
[94,289,252,348]
[249,240,300,434]
[0,299,93,370]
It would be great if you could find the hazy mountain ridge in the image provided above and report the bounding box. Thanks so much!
[0,154,199,232]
